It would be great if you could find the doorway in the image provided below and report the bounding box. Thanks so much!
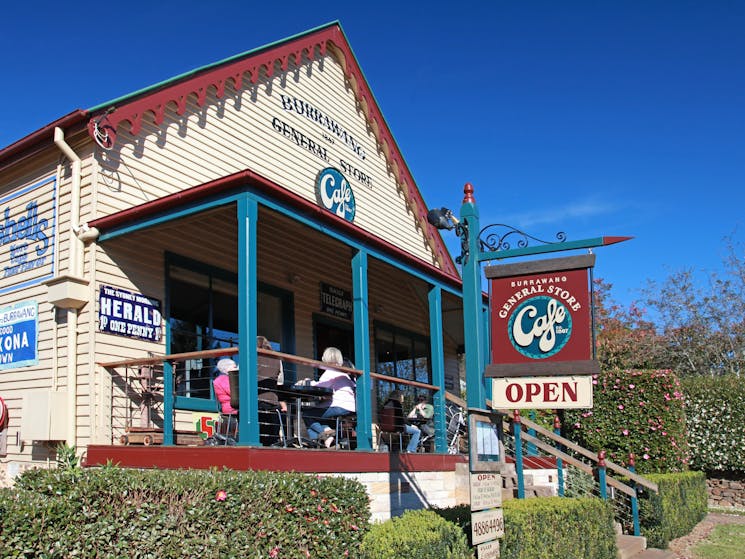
[314,317,354,367]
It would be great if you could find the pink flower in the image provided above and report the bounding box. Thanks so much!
[215,490,227,502]
[618,405,624,410]
[622,429,629,436]
[629,384,635,389]
[270,547,280,558]
[643,453,650,460]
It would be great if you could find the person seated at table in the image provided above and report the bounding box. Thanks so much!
[214,358,238,414]
[257,336,287,446]
[301,347,356,448]
[407,394,435,437]
[212,339,286,446]
[380,390,420,453]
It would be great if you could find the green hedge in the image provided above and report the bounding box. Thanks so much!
[361,509,473,559]
[500,497,617,559]
[564,368,689,473]
[681,374,745,473]
[1,466,370,558]
[434,497,617,559]
[638,470,708,548]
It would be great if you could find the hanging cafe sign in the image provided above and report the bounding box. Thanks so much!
[485,254,599,409]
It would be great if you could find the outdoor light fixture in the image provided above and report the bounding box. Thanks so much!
[427,207,470,263]
[427,207,458,230]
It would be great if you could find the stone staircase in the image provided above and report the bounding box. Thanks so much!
[499,464,676,559]
[616,534,675,559]
[499,462,554,500]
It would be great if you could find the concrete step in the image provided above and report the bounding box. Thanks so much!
[632,550,676,559]
[617,534,646,559]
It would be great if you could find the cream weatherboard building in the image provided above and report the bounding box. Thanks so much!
[0,22,470,480]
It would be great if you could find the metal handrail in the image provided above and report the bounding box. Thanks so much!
[503,409,658,493]
[100,346,441,393]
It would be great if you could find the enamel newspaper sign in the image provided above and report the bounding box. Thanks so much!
[98,285,162,342]
[486,255,598,378]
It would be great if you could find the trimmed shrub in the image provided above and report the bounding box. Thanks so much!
[360,509,473,559]
[1,466,370,558]
[564,368,689,473]
[499,497,617,559]
[681,374,745,473]
[434,498,616,559]
[638,470,707,548]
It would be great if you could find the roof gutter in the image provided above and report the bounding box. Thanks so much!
[0,110,88,169]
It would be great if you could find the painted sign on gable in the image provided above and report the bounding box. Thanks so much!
[0,176,56,295]
[0,300,38,370]
[316,167,356,222]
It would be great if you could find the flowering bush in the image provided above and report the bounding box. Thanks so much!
[3,466,370,558]
[563,369,689,473]
[681,374,745,473]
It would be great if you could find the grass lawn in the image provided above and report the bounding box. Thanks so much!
[690,524,745,559]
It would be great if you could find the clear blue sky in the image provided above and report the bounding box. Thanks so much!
[2,1,743,312]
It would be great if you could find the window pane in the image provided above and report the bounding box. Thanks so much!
[258,291,284,350]
[414,338,430,385]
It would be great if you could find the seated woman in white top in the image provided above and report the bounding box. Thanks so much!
[301,347,356,448]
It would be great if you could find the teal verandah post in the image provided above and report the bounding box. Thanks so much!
[555,416,565,497]
[514,410,526,498]
[237,195,259,445]
[352,250,372,450]
[428,285,447,453]
[597,450,608,499]
[163,361,174,445]
[629,454,640,536]
[527,410,537,456]
[460,183,486,410]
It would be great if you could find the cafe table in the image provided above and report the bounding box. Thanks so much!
[276,383,332,447]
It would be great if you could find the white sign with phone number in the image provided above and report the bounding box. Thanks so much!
[471,508,505,545]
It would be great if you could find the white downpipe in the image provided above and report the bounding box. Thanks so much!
[66,308,78,446]
[53,127,82,447]
[53,128,83,277]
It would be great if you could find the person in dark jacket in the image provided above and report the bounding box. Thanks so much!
[379,390,420,453]
[257,336,285,446]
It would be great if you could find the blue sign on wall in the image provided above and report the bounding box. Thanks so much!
[99,285,162,342]
[0,176,56,295]
[0,300,38,370]
[316,167,356,222]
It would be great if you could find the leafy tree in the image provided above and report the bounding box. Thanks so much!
[642,236,745,377]
[593,278,665,370]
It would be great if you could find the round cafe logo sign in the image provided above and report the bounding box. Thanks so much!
[316,167,356,222]
[507,296,572,359]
